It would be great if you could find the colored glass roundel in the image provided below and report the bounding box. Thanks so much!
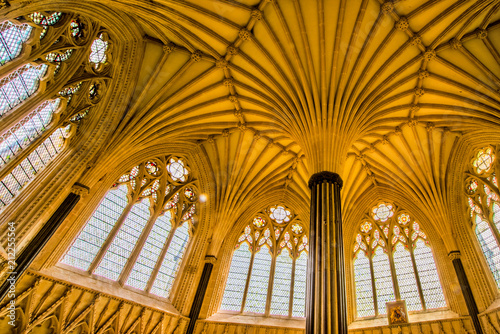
[372,203,394,222]
[360,221,372,233]
[253,217,266,227]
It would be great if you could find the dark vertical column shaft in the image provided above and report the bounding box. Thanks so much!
[306,172,347,334]
[449,251,483,334]
[0,192,80,302]
[186,256,216,334]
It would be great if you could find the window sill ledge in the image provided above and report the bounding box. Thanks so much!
[205,312,305,328]
[349,309,460,329]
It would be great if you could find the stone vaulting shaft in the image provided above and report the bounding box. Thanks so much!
[307,172,347,334]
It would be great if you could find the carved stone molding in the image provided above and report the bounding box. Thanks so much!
[204,255,217,264]
[70,183,90,198]
[308,171,343,189]
[448,251,461,261]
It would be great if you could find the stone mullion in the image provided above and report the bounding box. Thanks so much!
[240,251,256,313]
[409,247,426,310]
[288,256,296,318]
[368,255,378,316]
[388,248,401,300]
[264,250,277,316]
[145,224,177,293]
[87,178,142,274]
[117,200,163,286]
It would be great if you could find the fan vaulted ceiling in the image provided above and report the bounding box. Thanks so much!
[20,0,499,253]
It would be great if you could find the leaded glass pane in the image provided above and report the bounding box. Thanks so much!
[0,126,68,209]
[475,215,500,288]
[354,251,375,317]
[94,199,151,280]
[270,249,293,316]
[126,212,173,290]
[393,243,421,311]
[62,185,129,270]
[0,99,58,167]
[414,239,446,309]
[221,243,252,311]
[0,64,47,117]
[0,21,32,65]
[89,34,108,66]
[150,222,190,298]
[244,246,272,313]
[372,247,395,315]
[292,252,307,317]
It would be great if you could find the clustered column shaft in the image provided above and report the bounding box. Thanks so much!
[306,171,347,334]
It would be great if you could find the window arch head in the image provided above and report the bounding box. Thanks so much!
[0,13,109,211]
[353,202,446,319]
[466,146,500,289]
[221,204,308,317]
[61,156,198,299]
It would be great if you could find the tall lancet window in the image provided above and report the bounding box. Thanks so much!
[466,146,500,289]
[61,157,198,299]
[220,205,308,317]
[353,203,446,318]
[0,13,106,210]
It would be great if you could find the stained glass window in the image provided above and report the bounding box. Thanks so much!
[0,64,48,116]
[0,21,32,65]
[220,205,308,317]
[352,203,446,318]
[0,125,70,209]
[62,157,198,299]
[467,146,500,289]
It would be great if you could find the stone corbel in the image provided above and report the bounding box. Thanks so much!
[70,183,90,198]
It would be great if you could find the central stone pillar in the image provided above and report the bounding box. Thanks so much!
[306,172,347,334]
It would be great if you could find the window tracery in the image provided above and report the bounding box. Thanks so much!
[466,146,500,288]
[0,14,111,211]
[220,205,308,317]
[61,157,198,299]
[353,202,446,318]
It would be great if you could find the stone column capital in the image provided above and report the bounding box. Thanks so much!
[308,171,343,189]
[204,255,217,264]
[448,251,461,261]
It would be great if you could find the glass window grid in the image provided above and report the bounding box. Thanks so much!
[467,147,500,289]
[0,21,32,65]
[220,207,308,318]
[0,125,68,209]
[353,205,447,319]
[0,64,47,117]
[61,158,196,300]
